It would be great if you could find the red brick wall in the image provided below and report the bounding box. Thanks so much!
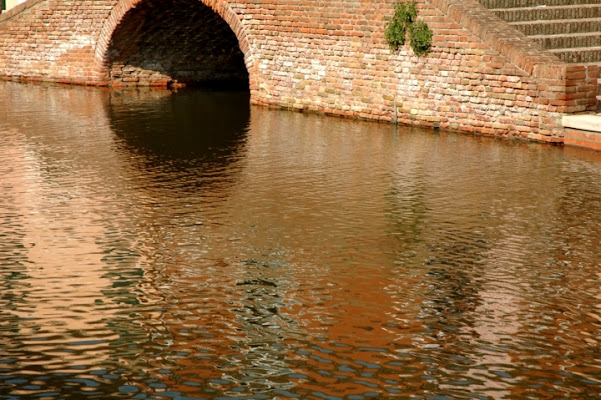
[0,0,114,84]
[0,0,598,141]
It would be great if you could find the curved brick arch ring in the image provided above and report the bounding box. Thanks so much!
[94,0,255,85]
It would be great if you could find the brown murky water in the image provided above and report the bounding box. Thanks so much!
[1,81,601,399]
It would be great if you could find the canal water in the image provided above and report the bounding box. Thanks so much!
[1,81,601,400]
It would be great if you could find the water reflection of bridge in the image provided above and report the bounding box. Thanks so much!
[4,81,601,397]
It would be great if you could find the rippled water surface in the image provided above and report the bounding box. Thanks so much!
[2,81,601,399]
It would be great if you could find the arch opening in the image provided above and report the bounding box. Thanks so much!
[105,0,249,89]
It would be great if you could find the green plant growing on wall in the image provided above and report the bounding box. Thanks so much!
[409,20,433,56]
[384,1,417,50]
[385,1,432,57]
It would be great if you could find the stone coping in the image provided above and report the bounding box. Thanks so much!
[0,0,45,22]
[562,114,601,133]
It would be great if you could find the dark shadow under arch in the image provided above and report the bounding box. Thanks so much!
[106,0,249,89]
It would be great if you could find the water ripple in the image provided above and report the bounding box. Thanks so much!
[2,82,601,398]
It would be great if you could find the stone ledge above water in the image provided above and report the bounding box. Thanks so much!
[563,114,601,133]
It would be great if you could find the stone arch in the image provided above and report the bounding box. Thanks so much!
[94,0,254,89]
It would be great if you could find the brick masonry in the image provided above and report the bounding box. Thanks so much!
[0,0,599,142]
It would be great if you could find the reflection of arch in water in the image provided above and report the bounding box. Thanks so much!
[99,88,254,397]
[96,0,253,89]
[108,88,250,169]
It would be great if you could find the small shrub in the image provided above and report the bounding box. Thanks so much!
[385,1,432,57]
[409,20,433,56]
[384,17,407,50]
[384,1,417,51]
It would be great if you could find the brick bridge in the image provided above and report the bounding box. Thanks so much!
[1,0,600,146]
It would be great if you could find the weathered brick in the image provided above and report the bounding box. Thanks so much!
[0,0,598,143]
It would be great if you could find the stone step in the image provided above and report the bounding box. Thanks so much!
[549,46,601,63]
[491,5,601,23]
[529,32,601,50]
[480,0,598,8]
[509,18,601,36]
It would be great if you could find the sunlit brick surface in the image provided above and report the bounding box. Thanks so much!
[0,0,599,142]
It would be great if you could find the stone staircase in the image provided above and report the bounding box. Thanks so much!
[478,0,601,115]
[478,0,601,147]
[477,0,601,64]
